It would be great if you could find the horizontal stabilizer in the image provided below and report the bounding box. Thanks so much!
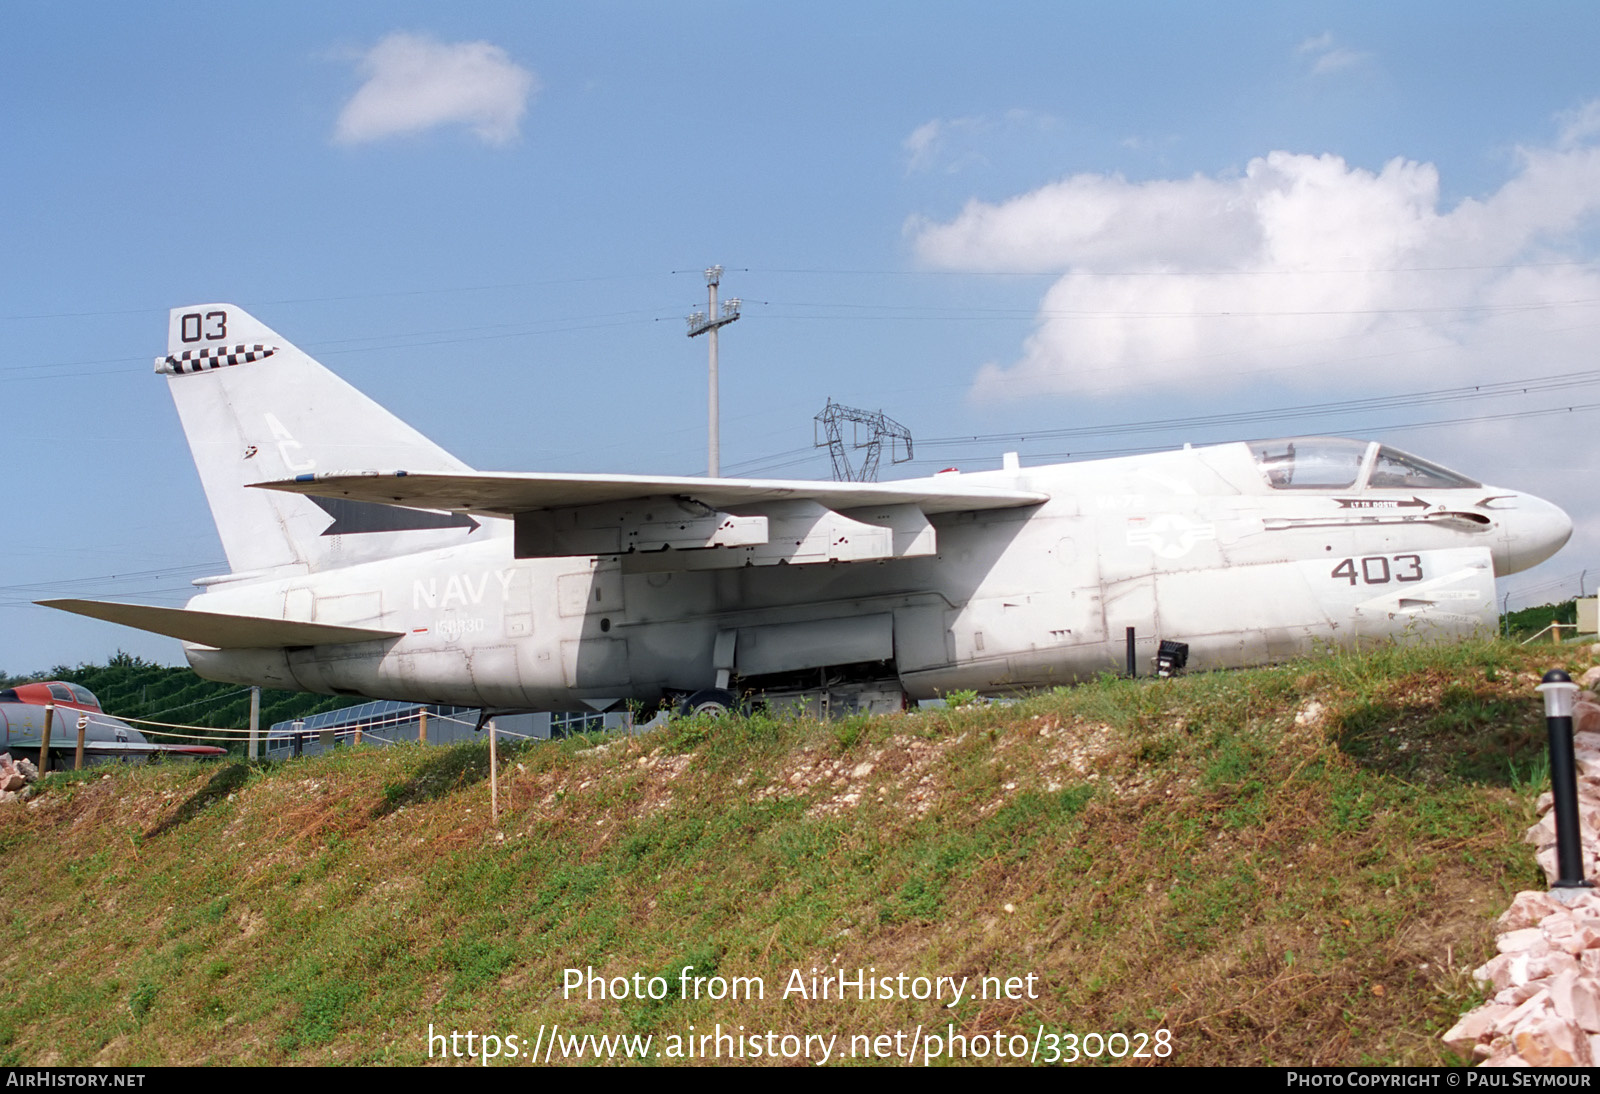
[254,470,1049,517]
[39,599,403,649]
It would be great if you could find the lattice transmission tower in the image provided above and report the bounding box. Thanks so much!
[813,400,914,482]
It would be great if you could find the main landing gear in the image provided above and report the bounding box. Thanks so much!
[677,688,738,718]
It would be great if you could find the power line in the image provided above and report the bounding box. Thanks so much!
[895,401,1600,468]
[917,367,1600,449]
[749,260,1600,277]
[0,272,680,323]
[145,687,256,721]
[754,296,1600,320]
[0,562,226,595]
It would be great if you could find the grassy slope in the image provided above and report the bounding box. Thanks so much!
[0,638,1578,1067]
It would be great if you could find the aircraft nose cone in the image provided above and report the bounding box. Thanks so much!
[1498,493,1573,575]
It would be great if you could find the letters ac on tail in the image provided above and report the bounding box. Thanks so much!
[40,304,1574,715]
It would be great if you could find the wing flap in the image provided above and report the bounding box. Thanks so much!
[39,599,403,649]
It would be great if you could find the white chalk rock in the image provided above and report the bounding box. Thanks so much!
[1514,1016,1591,1066]
[1538,845,1562,885]
[1502,987,1554,1033]
[1578,702,1600,735]
[1554,918,1600,956]
[1528,950,1582,984]
[1526,814,1556,846]
[1499,890,1563,932]
[1496,980,1548,1007]
[1443,1005,1513,1056]
[1499,927,1551,955]
[1550,968,1600,1033]
[1478,953,1516,991]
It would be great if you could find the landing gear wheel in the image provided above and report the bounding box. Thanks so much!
[679,688,737,718]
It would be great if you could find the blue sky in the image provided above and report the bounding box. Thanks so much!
[6,2,1600,673]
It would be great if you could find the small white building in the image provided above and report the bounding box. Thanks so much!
[1578,597,1598,637]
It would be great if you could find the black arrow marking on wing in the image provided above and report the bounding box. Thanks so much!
[308,495,480,536]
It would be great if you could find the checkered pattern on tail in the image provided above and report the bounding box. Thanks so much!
[155,345,278,375]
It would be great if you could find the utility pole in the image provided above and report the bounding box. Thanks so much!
[686,265,740,477]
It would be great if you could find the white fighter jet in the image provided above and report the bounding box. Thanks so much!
[43,304,1573,716]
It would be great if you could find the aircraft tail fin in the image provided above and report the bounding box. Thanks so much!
[159,304,482,575]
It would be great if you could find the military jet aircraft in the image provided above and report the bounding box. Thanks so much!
[0,680,226,766]
[42,304,1573,716]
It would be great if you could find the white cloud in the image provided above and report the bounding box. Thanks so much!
[1296,31,1372,76]
[903,119,948,173]
[1559,100,1600,147]
[1310,48,1368,76]
[908,136,1600,403]
[1295,32,1335,55]
[335,32,538,147]
[901,111,1058,174]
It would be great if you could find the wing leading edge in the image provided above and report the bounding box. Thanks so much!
[254,470,1050,515]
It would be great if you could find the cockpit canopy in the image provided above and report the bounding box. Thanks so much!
[0,681,103,711]
[1247,438,1481,492]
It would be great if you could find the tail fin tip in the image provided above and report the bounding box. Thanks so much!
[158,303,287,375]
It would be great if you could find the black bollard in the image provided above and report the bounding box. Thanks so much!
[1536,669,1592,889]
[1126,627,1136,679]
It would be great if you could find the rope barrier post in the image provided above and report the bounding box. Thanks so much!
[419,709,428,746]
[248,687,260,762]
[354,720,363,747]
[75,714,87,771]
[1537,669,1593,890]
[489,716,499,824]
[39,704,54,774]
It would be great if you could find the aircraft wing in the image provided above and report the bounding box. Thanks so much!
[254,470,1049,515]
[256,470,1049,567]
[38,599,403,648]
[44,739,229,758]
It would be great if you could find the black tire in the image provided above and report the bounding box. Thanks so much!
[679,688,737,718]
